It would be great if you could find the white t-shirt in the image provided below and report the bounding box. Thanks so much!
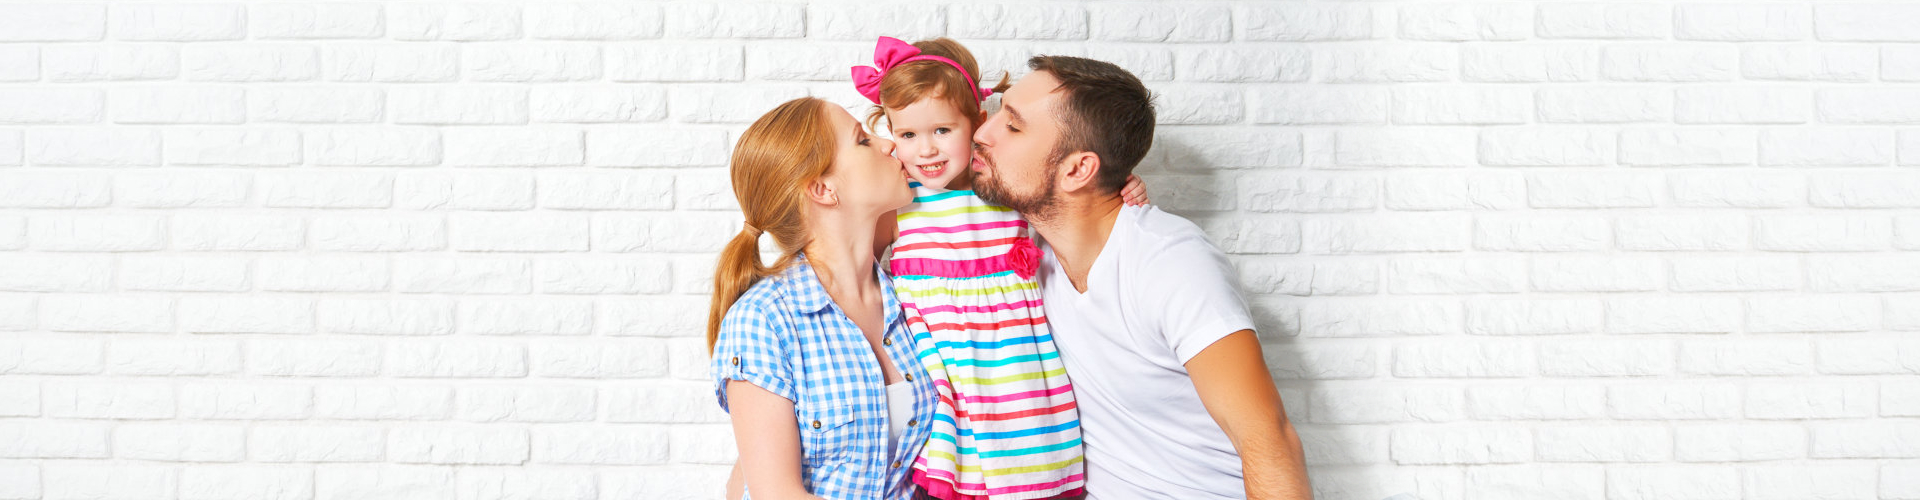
[1037,204,1256,499]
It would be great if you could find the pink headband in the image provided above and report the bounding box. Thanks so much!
[851,36,993,105]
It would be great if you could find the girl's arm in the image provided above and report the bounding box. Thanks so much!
[727,380,826,500]
[873,211,899,260]
[1121,174,1151,206]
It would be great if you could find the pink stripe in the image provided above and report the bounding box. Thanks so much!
[907,298,1042,316]
[898,219,1026,237]
[955,383,1074,405]
[915,468,1087,496]
[890,256,1012,279]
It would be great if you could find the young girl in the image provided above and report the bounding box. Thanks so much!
[852,37,1148,500]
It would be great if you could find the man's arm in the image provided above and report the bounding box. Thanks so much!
[1185,330,1312,500]
[726,380,827,500]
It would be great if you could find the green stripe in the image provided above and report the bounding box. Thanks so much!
[900,281,1038,299]
[899,204,1014,220]
[949,367,1069,386]
[920,451,1086,476]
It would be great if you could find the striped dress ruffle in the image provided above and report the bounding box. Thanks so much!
[890,182,1085,500]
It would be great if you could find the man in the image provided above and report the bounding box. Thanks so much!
[969,55,1313,499]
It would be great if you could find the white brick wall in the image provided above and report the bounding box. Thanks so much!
[1,1,1917,499]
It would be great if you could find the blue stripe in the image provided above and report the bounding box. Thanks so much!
[893,271,1017,281]
[911,189,978,203]
[946,351,1057,368]
[929,417,1081,440]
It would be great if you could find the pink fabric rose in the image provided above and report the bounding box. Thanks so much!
[1006,237,1040,280]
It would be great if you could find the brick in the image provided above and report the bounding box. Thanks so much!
[315,465,454,500]
[1539,340,1673,377]
[1755,214,1890,251]
[1601,46,1737,82]
[29,214,167,252]
[180,297,315,335]
[316,298,454,336]
[179,383,313,420]
[44,381,174,419]
[42,45,179,82]
[1811,421,1920,458]
[307,128,442,166]
[444,129,583,167]
[607,44,742,82]
[1815,3,1920,41]
[1743,465,1876,500]
[1480,128,1612,166]
[1392,340,1533,378]
[394,257,532,294]
[1668,170,1804,208]
[1674,87,1811,124]
[1398,3,1529,41]
[389,3,518,41]
[1464,45,1597,82]
[324,44,460,83]
[1307,214,1470,253]
[1318,44,1455,83]
[1537,3,1668,39]
[950,3,1086,40]
[1390,257,1525,294]
[1761,128,1894,166]
[1177,46,1307,83]
[391,426,529,465]
[1299,300,1461,337]
[1606,297,1742,334]
[1810,255,1920,292]
[1091,3,1229,42]
[250,87,384,123]
[1615,214,1747,251]
[257,256,389,293]
[809,3,946,41]
[1819,89,1920,123]
[105,338,243,376]
[1812,173,1920,208]
[1675,3,1811,41]
[392,87,527,125]
[115,423,246,461]
[532,86,667,123]
[1674,423,1804,462]
[180,466,315,500]
[1527,172,1659,208]
[315,385,452,421]
[1158,128,1302,169]
[260,170,392,208]
[173,213,305,251]
[666,3,803,38]
[527,3,663,40]
[1390,426,1530,465]
[1392,87,1530,125]
[533,339,670,379]
[450,213,589,252]
[0,89,103,124]
[531,425,668,465]
[1746,382,1876,419]
[43,465,178,500]
[1199,217,1303,255]
[252,3,384,39]
[1466,465,1603,500]
[29,128,159,165]
[1265,343,1376,380]
[1239,3,1373,41]
[464,44,601,82]
[1152,85,1244,125]
[1537,88,1671,123]
[1669,256,1799,292]
[1606,466,1738,500]
[544,171,674,210]
[1743,45,1876,82]
[0,46,34,81]
[1608,383,1741,420]
[458,298,592,336]
[1237,174,1373,213]
[1473,214,1608,252]
[165,129,302,166]
[183,45,320,82]
[251,425,384,462]
[1536,425,1669,462]
[1747,296,1878,333]
[387,340,527,378]
[43,295,173,333]
[115,169,253,208]
[1466,385,1605,420]
[1251,86,1387,125]
[1334,129,1476,167]
[395,171,535,210]
[1466,298,1602,335]
[1679,339,1815,375]
[667,85,809,124]
[0,4,105,41]
[1385,172,1526,211]
[0,255,112,292]
[1309,387,1462,424]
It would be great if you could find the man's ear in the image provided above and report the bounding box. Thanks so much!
[1058,151,1102,193]
[806,177,838,207]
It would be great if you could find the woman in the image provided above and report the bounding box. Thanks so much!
[708,97,938,500]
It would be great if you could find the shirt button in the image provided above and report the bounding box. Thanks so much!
[730,357,740,366]
[892,460,902,469]
[883,337,892,346]
[811,420,821,429]
[909,419,918,427]
[905,373,914,382]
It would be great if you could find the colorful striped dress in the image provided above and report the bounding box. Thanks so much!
[889,182,1085,500]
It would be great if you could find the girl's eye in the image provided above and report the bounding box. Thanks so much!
[899,132,914,139]
[934,128,950,135]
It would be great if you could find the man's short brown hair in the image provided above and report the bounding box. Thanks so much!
[1029,55,1156,194]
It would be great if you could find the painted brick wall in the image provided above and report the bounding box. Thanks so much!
[1,2,1917,499]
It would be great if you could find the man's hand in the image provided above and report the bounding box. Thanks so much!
[1185,330,1313,500]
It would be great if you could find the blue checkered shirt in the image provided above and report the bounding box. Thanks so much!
[712,255,938,500]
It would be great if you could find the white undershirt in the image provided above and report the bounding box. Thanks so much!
[885,381,914,455]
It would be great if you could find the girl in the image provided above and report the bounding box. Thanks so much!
[851,37,1148,500]
[710,97,939,500]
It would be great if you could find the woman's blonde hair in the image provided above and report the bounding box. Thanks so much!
[864,38,1010,134]
[707,97,836,352]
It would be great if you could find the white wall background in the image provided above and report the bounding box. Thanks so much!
[0,1,1917,499]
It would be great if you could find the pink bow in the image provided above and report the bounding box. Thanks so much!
[851,36,992,105]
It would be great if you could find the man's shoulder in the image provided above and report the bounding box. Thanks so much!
[1118,205,1224,267]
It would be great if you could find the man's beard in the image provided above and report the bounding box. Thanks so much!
[973,146,1061,221]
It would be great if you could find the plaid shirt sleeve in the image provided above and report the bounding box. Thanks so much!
[712,292,798,412]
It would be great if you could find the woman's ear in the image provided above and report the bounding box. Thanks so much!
[806,177,838,207]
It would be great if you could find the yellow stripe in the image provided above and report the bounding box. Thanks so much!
[919,451,1085,476]
[949,367,1068,386]
[899,204,1014,220]
[900,281,1038,299]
